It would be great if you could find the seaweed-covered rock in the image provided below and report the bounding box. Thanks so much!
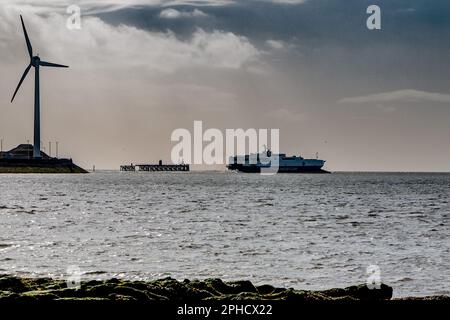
[21,290,60,301]
[256,284,276,295]
[0,275,33,293]
[0,274,436,303]
[392,295,450,301]
[320,284,393,301]
[200,278,257,295]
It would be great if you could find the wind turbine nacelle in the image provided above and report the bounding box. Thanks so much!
[31,56,40,67]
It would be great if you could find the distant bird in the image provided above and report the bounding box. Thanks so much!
[11,15,68,159]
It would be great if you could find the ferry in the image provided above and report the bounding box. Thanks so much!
[227,149,329,173]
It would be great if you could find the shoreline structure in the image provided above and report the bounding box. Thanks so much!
[0,144,87,173]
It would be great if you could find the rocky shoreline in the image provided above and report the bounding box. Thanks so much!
[0,274,448,302]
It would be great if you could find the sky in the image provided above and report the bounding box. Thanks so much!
[0,0,449,171]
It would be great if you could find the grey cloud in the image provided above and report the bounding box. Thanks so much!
[265,40,284,50]
[339,90,450,104]
[159,8,208,19]
[1,9,261,72]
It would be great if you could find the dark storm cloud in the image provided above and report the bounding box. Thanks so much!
[93,0,450,44]
[92,0,450,96]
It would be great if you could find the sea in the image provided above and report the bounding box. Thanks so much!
[0,171,448,297]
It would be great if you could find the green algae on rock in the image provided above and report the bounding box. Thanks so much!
[1,274,448,303]
[0,274,400,302]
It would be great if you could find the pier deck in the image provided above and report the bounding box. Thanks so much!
[120,162,189,172]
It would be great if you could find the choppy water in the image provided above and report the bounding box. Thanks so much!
[0,172,448,297]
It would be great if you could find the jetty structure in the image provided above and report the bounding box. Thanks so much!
[2,15,87,173]
[121,160,189,172]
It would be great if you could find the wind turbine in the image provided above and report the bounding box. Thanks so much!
[11,15,68,159]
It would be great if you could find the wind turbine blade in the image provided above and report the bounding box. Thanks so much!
[20,15,33,58]
[39,61,69,68]
[11,64,31,103]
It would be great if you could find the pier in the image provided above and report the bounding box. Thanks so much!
[120,160,189,172]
